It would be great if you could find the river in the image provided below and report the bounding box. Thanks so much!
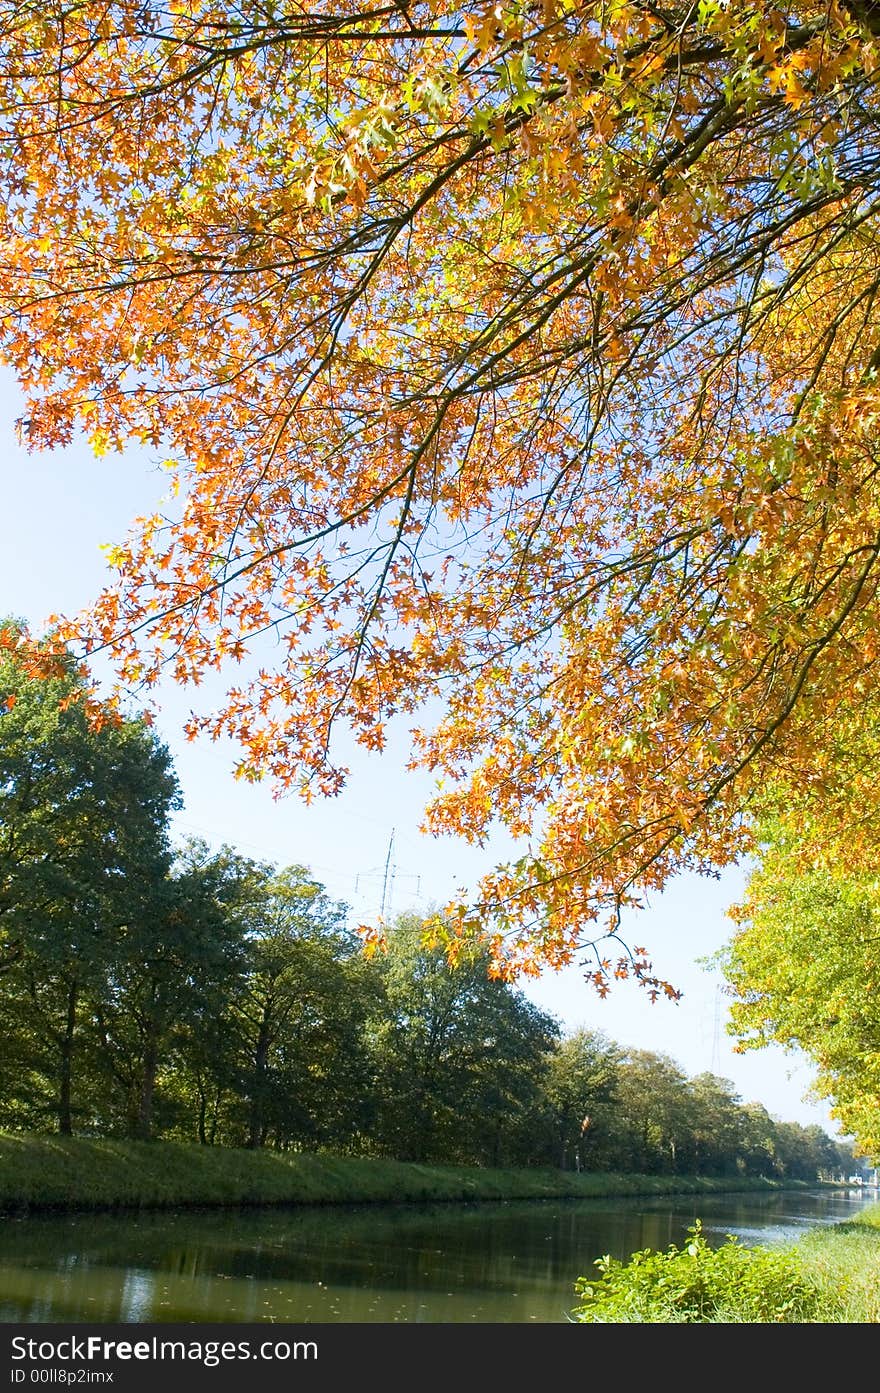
[0,1187,874,1323]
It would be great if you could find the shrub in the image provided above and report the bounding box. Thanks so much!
[571,1220,830,1323]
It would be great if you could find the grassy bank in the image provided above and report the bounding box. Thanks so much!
[571,1203,880,1322]
[0,1132,805,1213]
[796,1205,880,1321]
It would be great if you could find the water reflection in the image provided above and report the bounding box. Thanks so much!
[0,1189,874,1323]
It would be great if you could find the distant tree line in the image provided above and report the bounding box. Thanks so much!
[0,623,855,1180]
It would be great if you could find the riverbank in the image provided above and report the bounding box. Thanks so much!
[796,1204,880,1321]
[0,1132,811,1214]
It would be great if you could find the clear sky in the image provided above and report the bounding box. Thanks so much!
[0,368,844,1139]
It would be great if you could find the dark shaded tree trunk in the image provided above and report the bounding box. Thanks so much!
[196,1073,208,1145]
[135,1022,160,1140]
[208,1089,222,1146]
[57,979,78,1136]
[247,1017,271,1149]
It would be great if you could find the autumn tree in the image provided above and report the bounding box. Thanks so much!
[8,4,880,976]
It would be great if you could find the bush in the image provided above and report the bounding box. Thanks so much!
[571,1220,829,1323]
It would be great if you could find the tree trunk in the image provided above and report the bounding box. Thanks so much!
[208,1089,222,1147]
[135,1022,160,1140]
[195,1070,208,1145]
[57,979,78,1136]
[247,1017,271,1149]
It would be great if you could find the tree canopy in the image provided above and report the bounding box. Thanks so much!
[0,619,181,1132]
[721,817,880,1155]
[366,916,559,1162]
[4,2,880,976]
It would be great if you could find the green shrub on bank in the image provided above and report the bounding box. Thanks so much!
[571,1220,830,1323]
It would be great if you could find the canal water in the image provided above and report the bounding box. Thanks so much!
[0,1188,874,1323]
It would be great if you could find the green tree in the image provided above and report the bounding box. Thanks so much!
[735,1102,784,1179]
[0,622,179,1134]
[215,862,371,1151]
[611,1051,693,1175]
[137,841,259,1146]
[90,852,247,1140]
[367,917,559,1166]
[542,1029,622,1172]
[680,1074,748,1177]
[721,819,880,1158]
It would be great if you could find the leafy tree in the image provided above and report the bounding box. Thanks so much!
[367,916,559,1165]
[151,843,261,1146]
[8,5,880,975]
[164,994,239,1148]
[89,852,247,1140]
[0,968,60,1132]
[721,820,880,1157]
[207,861,373,1152]
[611,1051,694,1174]
[679,1074,749,1178]
[771,1120,840,1181]
[736,1102,786,1180]
[0,622,180,1134]
[542,1028,622,1171]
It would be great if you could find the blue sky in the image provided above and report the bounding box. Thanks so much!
[0,368,842,1137]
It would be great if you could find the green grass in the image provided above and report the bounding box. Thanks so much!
[0,1132,804,1213]
[795,1204,880,1322]
[570,1203,880,1322]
